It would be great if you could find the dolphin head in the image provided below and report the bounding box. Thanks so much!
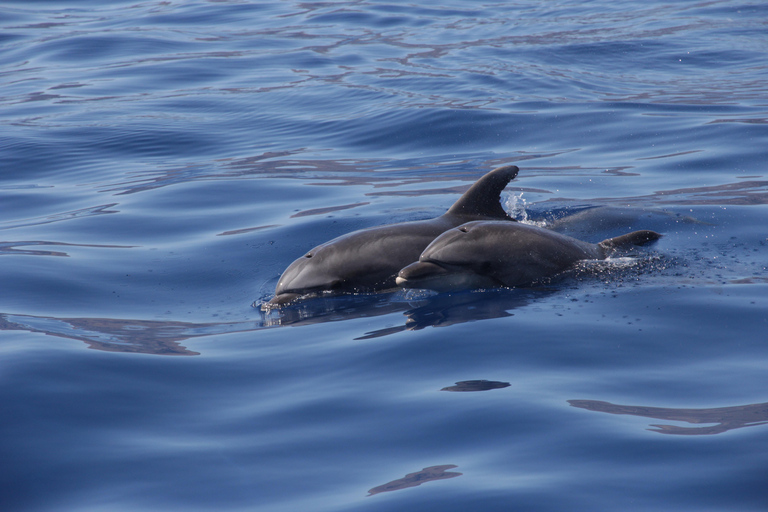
[268,248,346,306]
[396,222,507,292]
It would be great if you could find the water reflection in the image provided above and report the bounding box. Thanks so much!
[3,254,671,357]
[561,180,768,207]
[569,399,768,435]
[367,464,462,496]
[405,290,536,330]
[0,203,119,231]
[265,288,552,340]
[355,289,541,340]
[0,313,217,356]
[0,288,544,355]
[104,151,537,196]
[0,240,133,257]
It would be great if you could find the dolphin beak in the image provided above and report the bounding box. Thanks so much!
[396,261,449,288]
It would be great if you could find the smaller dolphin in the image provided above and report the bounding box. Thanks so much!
[396,221,661,292]
[266,165,520,307]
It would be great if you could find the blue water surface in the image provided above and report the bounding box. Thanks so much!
[1,1,767,511]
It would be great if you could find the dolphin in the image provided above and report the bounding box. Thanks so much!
[265,165,520,307]
[396,220,661,292]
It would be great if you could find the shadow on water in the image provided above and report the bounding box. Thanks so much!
[569,399,768,435]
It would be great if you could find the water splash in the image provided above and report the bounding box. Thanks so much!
[503,192,528,222]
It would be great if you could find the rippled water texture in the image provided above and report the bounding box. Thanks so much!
[1,1,767,511]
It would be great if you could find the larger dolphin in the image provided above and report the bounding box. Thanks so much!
[396,220,661,292]
[266,165,520,307]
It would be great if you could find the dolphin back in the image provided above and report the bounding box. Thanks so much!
[446,165,519,219]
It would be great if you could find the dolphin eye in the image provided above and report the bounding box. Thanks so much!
[458,226,469,233]
[305,253,312,258]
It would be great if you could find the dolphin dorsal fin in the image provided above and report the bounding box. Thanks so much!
[446,165,519,219]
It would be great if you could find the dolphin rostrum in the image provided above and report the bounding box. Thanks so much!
[396,220,661,292]
[266,165,520,307]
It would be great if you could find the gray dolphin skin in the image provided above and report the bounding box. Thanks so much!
[396,221,661,292]
[266,165,520,307]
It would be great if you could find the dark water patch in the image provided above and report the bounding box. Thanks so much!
[441,380,511,392]
[367,464,462,496]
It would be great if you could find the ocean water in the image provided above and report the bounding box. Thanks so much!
[1,1,767,510]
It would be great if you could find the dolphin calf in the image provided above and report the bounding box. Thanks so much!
[266,165,520,307]
[396,220,661,292]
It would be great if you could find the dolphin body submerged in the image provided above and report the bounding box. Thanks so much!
[266,165,520,307]
[396,220,661,292]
